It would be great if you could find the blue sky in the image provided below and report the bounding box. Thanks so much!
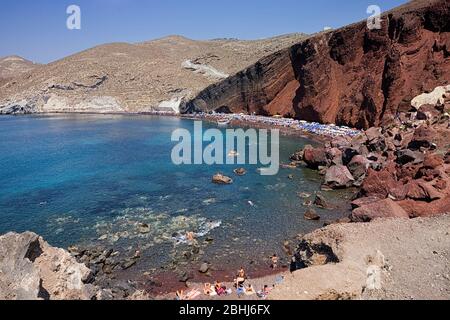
[0,0,408,63]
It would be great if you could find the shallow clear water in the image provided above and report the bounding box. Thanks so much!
[0,114,350,275]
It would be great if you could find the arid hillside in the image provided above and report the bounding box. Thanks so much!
[0,34,307,114]
[0,56,39,80]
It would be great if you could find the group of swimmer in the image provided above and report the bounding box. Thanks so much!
[176,267,275,300]
[174,227,282,300]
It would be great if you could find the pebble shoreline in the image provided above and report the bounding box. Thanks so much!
[183,112,361,138]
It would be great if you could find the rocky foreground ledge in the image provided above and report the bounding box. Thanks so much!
[271,215,450,300]
[0,232,95,300]
[0,232,148,300]
[1,215,449,300]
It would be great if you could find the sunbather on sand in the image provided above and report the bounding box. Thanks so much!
[204,283,216,296]
[215,281,228,296]
[258,284,274,298]
[176,290,185,300]
[270,254,279,269]
[245,284,256,296]
[186,231,195,242]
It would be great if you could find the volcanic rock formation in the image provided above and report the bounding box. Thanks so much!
[184,0,450,130]
[290,84,450,221]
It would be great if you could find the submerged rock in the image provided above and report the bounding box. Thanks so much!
[121,257,138,270]
[138,223,151,234]
[304,209,321,221]
[313,194,329,208]
[233,168,247,176]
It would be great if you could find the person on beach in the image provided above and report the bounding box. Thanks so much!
[186,231,195,242]
[257,285,272,299]
[176,290,185,300]
[204,283,215,296]
[236,283,245,298]
[264,285,274,297]
[214,281,228,296]
[270,254,279,269]
[245,284,256,296]
[234,267,247,288]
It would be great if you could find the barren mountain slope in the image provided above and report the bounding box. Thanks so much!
[0,34,307,114]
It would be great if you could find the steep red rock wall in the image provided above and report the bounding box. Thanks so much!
[184,0,450,129]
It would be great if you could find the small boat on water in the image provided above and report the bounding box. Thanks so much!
[217,119,231,126]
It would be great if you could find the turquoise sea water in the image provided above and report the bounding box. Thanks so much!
[0,114,350,273]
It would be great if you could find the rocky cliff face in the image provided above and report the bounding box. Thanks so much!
[0,232,95,300]
[185,0,450,129]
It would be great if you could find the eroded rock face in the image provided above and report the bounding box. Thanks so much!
[185,0,450,130]
[288,83,450,221]
[0,232,95,300]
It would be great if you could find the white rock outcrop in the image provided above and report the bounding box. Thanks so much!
[182,60,229,80]
[411,85,450,110]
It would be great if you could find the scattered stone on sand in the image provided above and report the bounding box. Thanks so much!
[324,165,355,189]
[179,271,194,283]
[351,198,410,222]
[138,223,151,234]
[199,263,209,274]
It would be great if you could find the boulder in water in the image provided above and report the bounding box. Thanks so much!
[234,168,247,176]
[138,223,151,234]
[304,209,321,221]
[324,165,355,189]
[212,173,233,185]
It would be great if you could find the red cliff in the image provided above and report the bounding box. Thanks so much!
[184,0,450,129]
